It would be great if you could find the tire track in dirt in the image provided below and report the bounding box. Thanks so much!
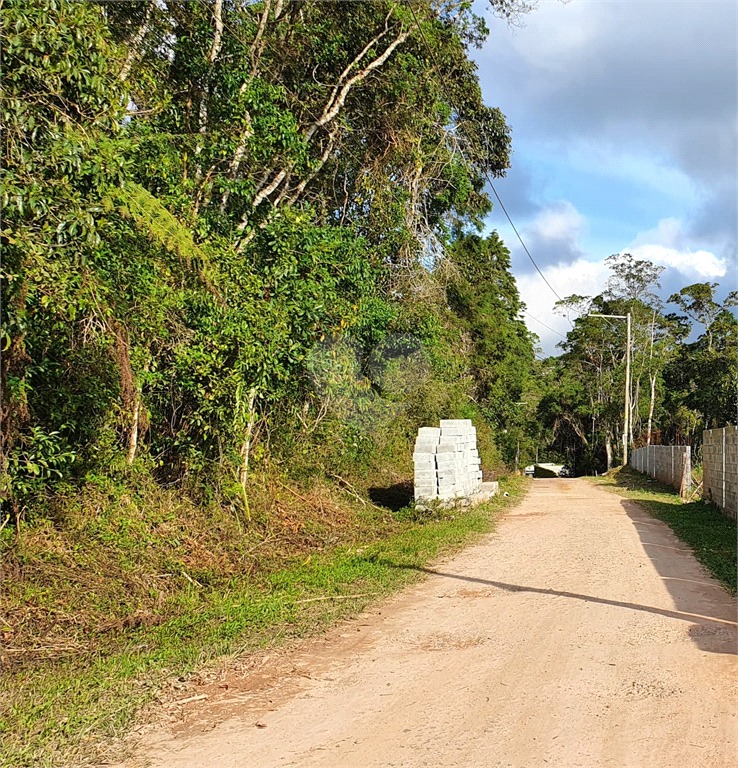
[123,478,737,768]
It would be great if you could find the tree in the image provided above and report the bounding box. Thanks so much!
[668,282,738,351]
[447,231,536,461]
[604,252,665,305]
[537,255,701,472]
[2,0,534,521]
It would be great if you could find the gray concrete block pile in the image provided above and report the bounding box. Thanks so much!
[413,419,483,503]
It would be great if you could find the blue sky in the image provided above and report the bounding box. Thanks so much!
[470,0,737,354]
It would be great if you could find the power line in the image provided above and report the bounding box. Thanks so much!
[487,184,565,305]
[521,310,566,339]
[405,2,568,309]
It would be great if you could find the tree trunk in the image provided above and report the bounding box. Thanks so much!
[118,0,155,83]
[127,394,141,465]
[238,387,258,521]
[605,432,613,471]
[633,377,641,440]
[646,309,656,446]
[646,374,656,446]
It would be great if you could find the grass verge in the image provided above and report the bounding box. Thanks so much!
[589,466,736,595]
[2,475,527,767]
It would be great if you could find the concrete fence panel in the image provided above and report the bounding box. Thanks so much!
[629,445,691,495]
[703,426,738,519]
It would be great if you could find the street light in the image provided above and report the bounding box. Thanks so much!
[588,312,632,465]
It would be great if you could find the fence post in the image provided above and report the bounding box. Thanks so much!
[704,430,710,502]
[679,447,689,499]
[722,428,726,510]
[671,445,674,486]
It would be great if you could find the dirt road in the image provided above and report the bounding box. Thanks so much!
[128,479,737,768]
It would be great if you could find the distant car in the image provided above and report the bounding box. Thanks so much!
[524,465,535,477]
[559,465,573,477]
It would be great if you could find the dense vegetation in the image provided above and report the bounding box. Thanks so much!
[0,1,542,762]
[533,256,737,474]
[2,0,536,526]
[2,3,539,760]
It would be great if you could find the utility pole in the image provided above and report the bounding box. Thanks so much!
[589,312,632,466]
[624,311,631,464]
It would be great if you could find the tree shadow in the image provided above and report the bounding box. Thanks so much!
[618,497,737,655]
[364,555,736,655]
[368,481,414,512]
[609,465,672,493]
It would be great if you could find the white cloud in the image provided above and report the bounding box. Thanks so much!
[507,0,611,78]
[626,218,727,278]
[531,200,586,244]
[502,200,588,271]
[628,244,726,279]
[630,218,684,249]
[517,258,610,356]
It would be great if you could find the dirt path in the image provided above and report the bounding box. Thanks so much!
[125,479,737,768]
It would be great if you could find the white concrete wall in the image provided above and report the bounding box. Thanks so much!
[703,426,738,519]
[630,445,691,495]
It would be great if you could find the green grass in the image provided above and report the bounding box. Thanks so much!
[2,476,528,767]
[590,466,736,595]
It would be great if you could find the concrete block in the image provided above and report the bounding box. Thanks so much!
[417,427,441,438]
[414,419,488,506]
[436,443,461,454]
[438,434,463,443]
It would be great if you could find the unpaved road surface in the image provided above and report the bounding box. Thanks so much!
[126,479,737,768]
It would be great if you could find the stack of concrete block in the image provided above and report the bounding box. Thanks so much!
[413,419,483,503]
[439,419,482,499]
[413,427,441,500]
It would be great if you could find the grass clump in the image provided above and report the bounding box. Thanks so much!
[1,474,527,767]
[591,465,736,594]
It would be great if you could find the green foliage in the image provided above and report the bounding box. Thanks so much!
[103,182,208,268]
[446,232,536,463]
[0,0,543,760]
[537,261,737,473]
[2,0,535,522]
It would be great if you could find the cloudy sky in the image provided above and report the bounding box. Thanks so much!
[471,0,737,355]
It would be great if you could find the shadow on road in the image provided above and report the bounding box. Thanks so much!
[374,560,736,655]
[619,497,737,655]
